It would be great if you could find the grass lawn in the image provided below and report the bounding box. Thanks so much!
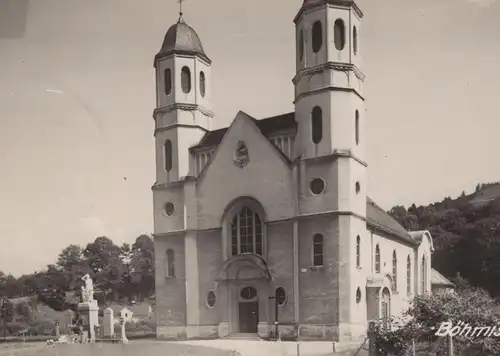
[0,341,232,356]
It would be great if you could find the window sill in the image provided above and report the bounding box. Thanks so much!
[356,266,362,270]
[165,276,176,279]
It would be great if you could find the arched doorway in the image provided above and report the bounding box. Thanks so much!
[381,287,391,328]
[238,286,259,333]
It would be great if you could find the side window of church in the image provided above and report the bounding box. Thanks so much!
[311,106,323,144]
[353,26,358,55]
[164,68,172,95]
[164,140,173,172]
[334,19,346,51]
[311,21,323,53]
[199,71,206,98]
[421,255,427,293]
[166,249,175,278]
[407,255,411,294]
[181,66,191,94]
[392,250,398,291]
[375,244,381,273]
[355,110,360,145]
[298,29,304,61]
[312,234,323,266]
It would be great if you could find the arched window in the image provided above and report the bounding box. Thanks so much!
[298,29,304,61]
[166,249,175,278]
[199,71,206,97]
[230,207,263,256]
[334,19,346,51]
[313,234,324,266]
[392,250,397,291]
[356,235,361,268]
[312,21,323,53]
[421,255,427,293]
[355,110,360,145]
[164,68,172,95]
[353,26,358,55]
[181,66,191,93]
[164,140,172,172]
[311,106,323,144]
[407,255,411,294]
[375,244,381,273]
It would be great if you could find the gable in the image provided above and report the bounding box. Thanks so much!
[192,112,296,150]
[196,111,295,230]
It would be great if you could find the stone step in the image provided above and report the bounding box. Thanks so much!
[224,333,260,340]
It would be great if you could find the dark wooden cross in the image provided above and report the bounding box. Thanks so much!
[178,0,186,16]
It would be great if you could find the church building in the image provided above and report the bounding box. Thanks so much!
[152,0,436,348]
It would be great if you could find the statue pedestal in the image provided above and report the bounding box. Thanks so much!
[78,300,99,343]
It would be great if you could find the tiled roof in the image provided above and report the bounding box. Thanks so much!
[191,111,413,244]
[366,197,415,244]
[154,18,210,66]
[431,269,455,287]
[193,112,296,149]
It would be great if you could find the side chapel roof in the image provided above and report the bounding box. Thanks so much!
[431,269,456,288]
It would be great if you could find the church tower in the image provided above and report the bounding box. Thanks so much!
[153,12,213,185]
[152,11,212,340]
[293,0,369,342]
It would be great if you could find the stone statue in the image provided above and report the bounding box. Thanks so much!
[80,274,94,302]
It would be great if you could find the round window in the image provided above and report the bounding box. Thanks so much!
[356,287,362,303]
[164,202,174,216]
[275,287,286,306]
[207,291,216,308]
[240,286,257,300]
[310,178,325,195]
[355,182,361,194]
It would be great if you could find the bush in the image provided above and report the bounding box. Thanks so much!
[370,288,500,356]
[26,319,56,336]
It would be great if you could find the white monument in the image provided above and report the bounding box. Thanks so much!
[77,274,99,343]
[103,308,114,338]
[120,315,129,344]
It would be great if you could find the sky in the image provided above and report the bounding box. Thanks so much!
[0,0,499,276]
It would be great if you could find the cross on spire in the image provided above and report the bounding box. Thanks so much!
[178,0,186,22]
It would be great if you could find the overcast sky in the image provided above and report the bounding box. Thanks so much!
[0,0,499,276]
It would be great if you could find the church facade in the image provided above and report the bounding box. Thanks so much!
[151,0,434,346]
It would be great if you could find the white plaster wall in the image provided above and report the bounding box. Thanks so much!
[195,113,295,230]
[370,232,417,319]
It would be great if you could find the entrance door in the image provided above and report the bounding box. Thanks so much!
[238,302,259,333]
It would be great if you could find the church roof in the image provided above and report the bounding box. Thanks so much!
[366,198,415,244]
[431,269,455,288]
[154,17,210,67]
[192,112,415,244]
[294,0,363,23]
[193,112,296,149]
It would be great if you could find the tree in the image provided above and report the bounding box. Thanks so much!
[129,235,155,301]
[372,287,500,355]
[56,245,88,290]
[84,237,124,302]
[0,298,14,338]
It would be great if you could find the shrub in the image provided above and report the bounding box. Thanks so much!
[26,319,56,336]
[370,288,500,356]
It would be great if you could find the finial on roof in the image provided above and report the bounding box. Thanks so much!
[177,0,186,23]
